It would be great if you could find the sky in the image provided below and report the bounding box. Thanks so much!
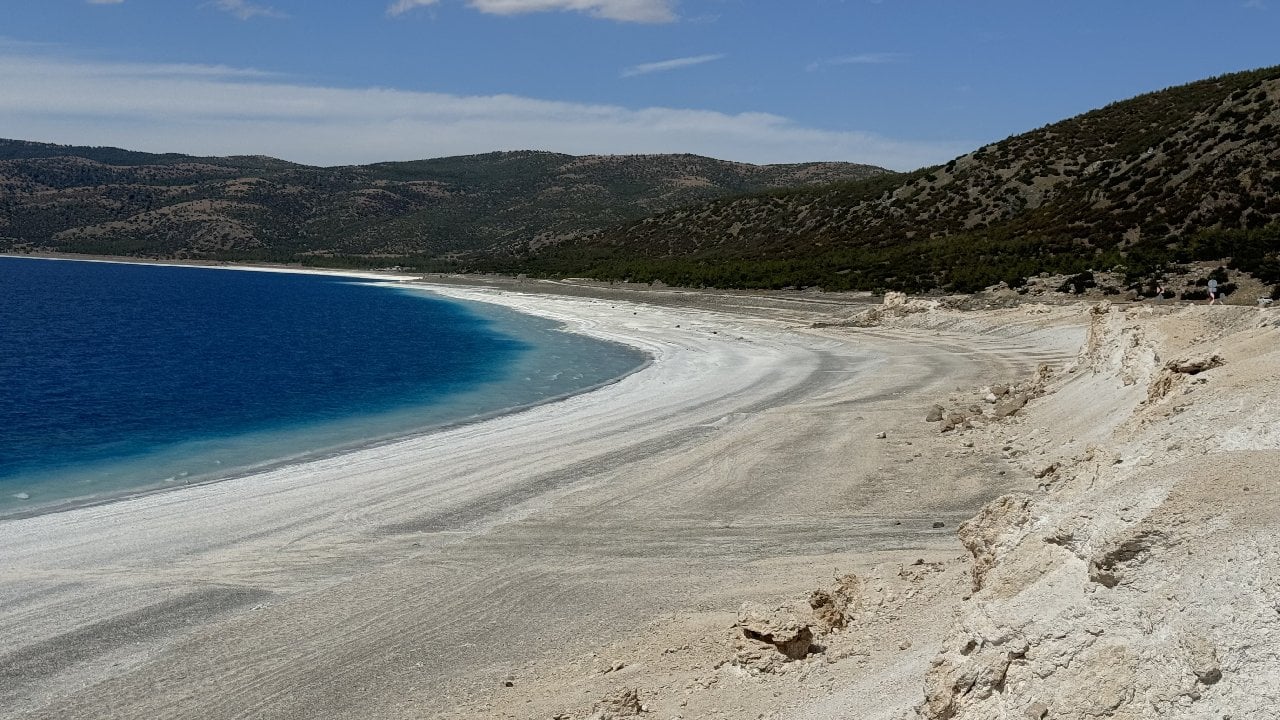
[0,1,1276,170]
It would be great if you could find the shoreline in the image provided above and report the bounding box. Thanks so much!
[0,346,650,524]
[0,277,1087,720]
[0,251,423,281]
[0,259,653,522]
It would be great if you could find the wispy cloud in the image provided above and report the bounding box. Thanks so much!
[387,0,440,16]
[87,0,125,5]
[85,61,278,79]
[805,52,905,72]
[389,0,676,22]
[210,0,287,20]
[469,0,676,22]
[0,51,967,170]
[622,53,724,78]
[0,38,58,51]
[1243,0,1267,9]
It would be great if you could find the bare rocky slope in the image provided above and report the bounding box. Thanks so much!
[798,298,1280,720]
[914,301,1280,720]
[802,299,1280,720]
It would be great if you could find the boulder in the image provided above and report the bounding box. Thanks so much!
[883,291,908,307]
[1165,352,1225,375]
[736,602,814,661]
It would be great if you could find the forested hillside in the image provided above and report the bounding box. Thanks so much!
[517,66,1280,293]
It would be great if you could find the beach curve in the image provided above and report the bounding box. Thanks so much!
[0,282,1079,719]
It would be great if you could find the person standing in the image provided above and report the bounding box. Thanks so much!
[1208,278,1219,305]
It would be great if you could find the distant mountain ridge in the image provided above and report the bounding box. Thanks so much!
[6,65,1279,295]
[0,142,886,262]
[522,66,1280,292]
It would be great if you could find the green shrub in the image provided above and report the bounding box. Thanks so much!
[1057,271,1097,294]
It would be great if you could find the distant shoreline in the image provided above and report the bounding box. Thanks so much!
[0,251,421,282]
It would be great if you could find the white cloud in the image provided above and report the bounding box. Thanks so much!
[806,53,905,72]
[387,0,675,22]
[621,53,724,78]
[387,0,440,16]
[87,0,125,5]
[386,0,675,22]
[75,60,278,79]
[468,0,676,23]
[210,0,287,20]
[0,51,968,170]
[0,38,57,50]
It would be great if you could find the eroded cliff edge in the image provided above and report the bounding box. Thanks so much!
[917,301,1280,720]
[426,292,1279,720]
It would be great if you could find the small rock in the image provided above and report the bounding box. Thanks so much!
[589,688,645,719]
[1187,638,1222,685]
[875,431,887,439]
[1025,701,1049,719]
[925,405,945,422]
[941,412,970,433]
[994,392,1029,419]
[932,521,946,529]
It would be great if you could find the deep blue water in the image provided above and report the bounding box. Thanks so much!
[0,258,645,515]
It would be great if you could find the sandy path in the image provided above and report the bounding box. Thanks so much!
[0,285,1078,719]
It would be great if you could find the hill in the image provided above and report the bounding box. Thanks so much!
[0,142,885,263]
[520,66,1280,294]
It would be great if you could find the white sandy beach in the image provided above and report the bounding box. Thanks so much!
[0,280,1116,719]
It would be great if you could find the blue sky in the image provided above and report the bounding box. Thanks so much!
[0,1,1276,169]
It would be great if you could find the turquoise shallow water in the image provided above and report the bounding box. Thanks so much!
[0,258,646,516]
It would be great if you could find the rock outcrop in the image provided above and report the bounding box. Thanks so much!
[588,688,646,719]
[956,494,1033,592]
[735,602,815,666]
[913,304,1280,720]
